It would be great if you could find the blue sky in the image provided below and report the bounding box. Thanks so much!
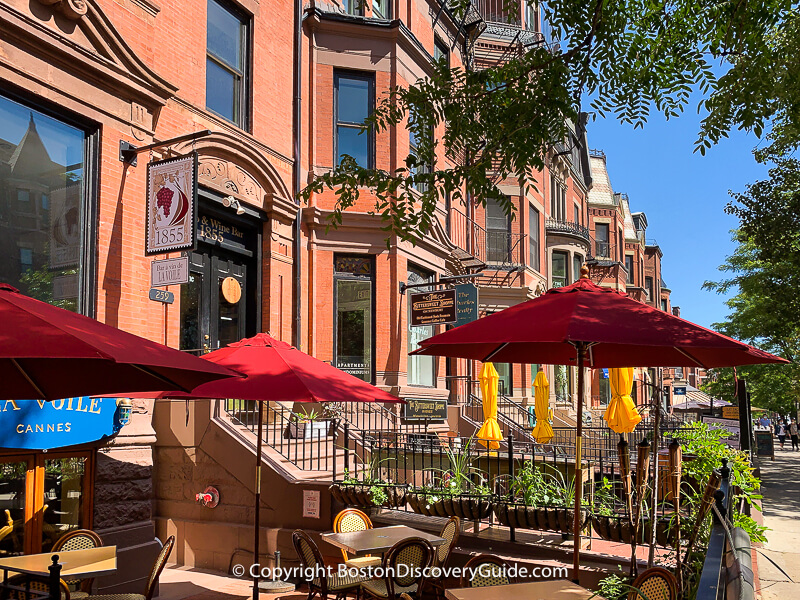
[585,110,769,329]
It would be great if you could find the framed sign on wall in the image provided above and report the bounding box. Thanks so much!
[146,153,198,255]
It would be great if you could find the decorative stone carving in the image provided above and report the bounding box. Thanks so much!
[37,0,88,20]
[198,157,264,208]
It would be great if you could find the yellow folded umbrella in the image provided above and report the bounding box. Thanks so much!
[477,362,503,449]
[531,369,553,443]
[602,367,642,433]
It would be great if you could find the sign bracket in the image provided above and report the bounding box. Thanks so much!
[400,272,482,295]
[119,130,213,166]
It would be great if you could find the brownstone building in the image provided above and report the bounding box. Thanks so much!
[0,0,686,584]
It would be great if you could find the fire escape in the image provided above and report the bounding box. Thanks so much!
[433,0,546,287]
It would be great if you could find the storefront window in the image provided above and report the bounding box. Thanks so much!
[407,266,435,387]
[334,256,374,382]
[42,456,87,551]
[0,460,29,555]
[0,94,88,311]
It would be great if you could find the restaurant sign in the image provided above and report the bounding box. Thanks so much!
[0,398,128,450]
[410,290,456,327]
[454,284,478,327]
[146,153,198,255]
[403,397,448,420]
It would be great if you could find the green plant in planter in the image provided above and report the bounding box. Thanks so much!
[417,436,490,506]
[595,571,631,600]
[294,408,320,422]
[592,476,616,517]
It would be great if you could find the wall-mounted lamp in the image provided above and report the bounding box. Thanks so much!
[223,196,246,215]
[115,398,133,431]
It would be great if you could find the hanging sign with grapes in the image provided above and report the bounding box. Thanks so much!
[146,153,198,255]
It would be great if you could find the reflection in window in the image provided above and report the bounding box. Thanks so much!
[0,461,27,555]
[335,256,374,382]
[180,272,203,351]
[0,95,86,311]
[207,0,249,127]
[529,205,540,271]
[335,72,374,168]
[42,457,86,552]
[486,197,511,263]
[372,0,389,18]
[598,374,610,406]
[407,266,435,386]
[495,363,512,396]
[555,365,570,403]
[573,254,583,282]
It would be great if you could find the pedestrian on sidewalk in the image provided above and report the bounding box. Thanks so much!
[778,421,787,450]
[790,419,799,451]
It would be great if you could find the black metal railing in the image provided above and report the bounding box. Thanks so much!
[545,219,591,242]
[334,430,682,543]
[695,462,733,600]
[223,400,339,472]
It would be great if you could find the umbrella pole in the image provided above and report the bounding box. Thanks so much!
[253,403,264,600]
[648,394,661,568]
[572,342,586,584]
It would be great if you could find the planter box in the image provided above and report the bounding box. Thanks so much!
[492,502,589,533]
[591,514,675,546]
[407,493,492,520]
[329,483,407,508]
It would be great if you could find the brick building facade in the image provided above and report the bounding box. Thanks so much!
[0,0,691,582]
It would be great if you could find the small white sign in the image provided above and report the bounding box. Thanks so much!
[303,489,321,519]
[151,256,189,287]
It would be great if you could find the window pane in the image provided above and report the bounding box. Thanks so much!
[206,59,238,122]
[0,461,27,555]
[625,255,634,283]
[373,0,389,18]
[0,94,85,311]
[495,363,511,396]
[337,77,371,124]
[555,365,569,402]
[408,267,435,386]
[207,0,242,69]
[573,254,583,282]
[337,126,369,167]
[552,252,567,287]
[486,197,509,231]
[529,205,540,271]
[180,272,202,351]
[336,279,372,382]
[42,457,87,551]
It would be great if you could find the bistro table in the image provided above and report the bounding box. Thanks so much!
[323,525,446,555]
[0,546,117,600]
[445,580,603,600]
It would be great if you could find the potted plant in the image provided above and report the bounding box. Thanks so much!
[491,461,589,533]
[285,409,331,439]
[407,436,492,520]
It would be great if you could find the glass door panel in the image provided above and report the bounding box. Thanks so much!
[335,279,372,382]
[0,460,29,555]
[180,271,203,352]
[41,456,87,552]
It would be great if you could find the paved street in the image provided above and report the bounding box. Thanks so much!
[756,447,800,600]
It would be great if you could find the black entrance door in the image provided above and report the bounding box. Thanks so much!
[180,250,249,353]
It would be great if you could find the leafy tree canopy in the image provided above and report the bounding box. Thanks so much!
[703,157,800,414]
[302,0,800,241]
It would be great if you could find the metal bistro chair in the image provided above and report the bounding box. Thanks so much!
[293,530,369,600]
[1,574,72,600]
[628,567,677,600]
[85,536,174,600]
[333,509,381,570]
[423,517,460,599]
[460,555,514,588]
[361,537,433,600]
[52,530,104,598]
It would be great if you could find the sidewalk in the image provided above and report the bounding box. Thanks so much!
[756,447,800,600]
[158,566,303,600]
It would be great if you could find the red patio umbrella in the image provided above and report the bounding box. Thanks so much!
[128,333,403,600]
[0,284,238,399]
[412,270,786,582]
